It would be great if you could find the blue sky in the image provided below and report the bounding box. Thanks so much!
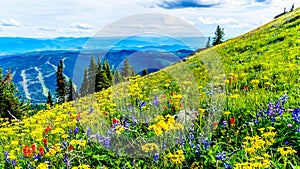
[0,0,298,38]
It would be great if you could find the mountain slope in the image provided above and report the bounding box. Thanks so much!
[0,8,299,168]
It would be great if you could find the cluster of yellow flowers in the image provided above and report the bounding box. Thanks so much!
[45,144,62,157]
[168,150,185,165]
[235,155,271,168]
[243,127,276,154]
[36,162,50,169]
[236,126,277,168]
[115,126,125,135]
[70,140,87,147]
[277,147,297,156]
[148,114,177,135]
[141,143,159,152]
[72,164,91,169]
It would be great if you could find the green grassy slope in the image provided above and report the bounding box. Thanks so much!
[1,8,300,168]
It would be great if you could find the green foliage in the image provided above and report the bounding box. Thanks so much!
[80,68,89,97]
[212,25,225,46]
[68,78,78,101]
[46,91,53,107]
[55,60,67,104]
[87,56,97,94]
[206,37,211,48]
[0,68,29,119]
[121,57,135,80]
[141,68,148,76]
[113,69,122,85]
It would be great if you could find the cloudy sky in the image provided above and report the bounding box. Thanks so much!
[0,0,298,38]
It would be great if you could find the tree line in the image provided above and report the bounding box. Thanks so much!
[50,56,138,106]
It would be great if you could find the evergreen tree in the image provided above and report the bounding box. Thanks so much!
[103,59,112,83]
[113,69,122,85]
[80,68,89,97]
[68,78,76,101]
[121,57,135,80]
[290,4,294,12]
[87,56,97,94]
[141,68,148,76]
[206,37,211,48]
[95,69,110,91]
[46,91,53,107]
[95,59,102,92]
[212,25,225,46]
[56,60,67,104]
[0,67,29,119]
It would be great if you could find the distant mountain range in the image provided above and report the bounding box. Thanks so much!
[0,36,208,103]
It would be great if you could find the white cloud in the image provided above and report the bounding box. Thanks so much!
[0,0,299,37]
[38,27,55,31]
[70,23,94,30]
[180,17,195,25]
[198,16,239,25]
[1,18,21,27]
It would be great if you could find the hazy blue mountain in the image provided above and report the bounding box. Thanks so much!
[0,36,208,103]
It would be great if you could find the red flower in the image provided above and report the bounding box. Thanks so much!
[76,112,81,121]
[213,122,218,128]
[23,145,33,157]
[23,145,29,156]
[230,118,235,124]
[180,102,183,108]
[30,144,36,153]
[68,145,74,151]
[44,126,51,133]
[229,77,234,83]
[243,86,249,91]
[39,146,44,155]
[112,118,119,124]
[43,138,48,145]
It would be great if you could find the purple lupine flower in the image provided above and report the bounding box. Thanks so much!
[188,133,195,142]
[224,163,233,169]
[292,108,300,123]
[104,137,111,148]
[86,127,91,137]
[153,153,159,164]
[139,101,146,110]
[64,154,68,163]
[180,138,185,145]
[296,127,300,132]
[124,121,130,129]
[96,133,103,143]
[12,159,16,165]
[33,154,40,161]
[222,120,227,127]
[145,118,149,125]
[202,139,211,150]
[284,140,290,145]
[153,95,159,107]
[132,116,137,125]
[4,151,9,162]
[69,127,73,136]
[74,127,79,135]
[216,152,227,162]
[89,107,94,114]
[195,144,201,155]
